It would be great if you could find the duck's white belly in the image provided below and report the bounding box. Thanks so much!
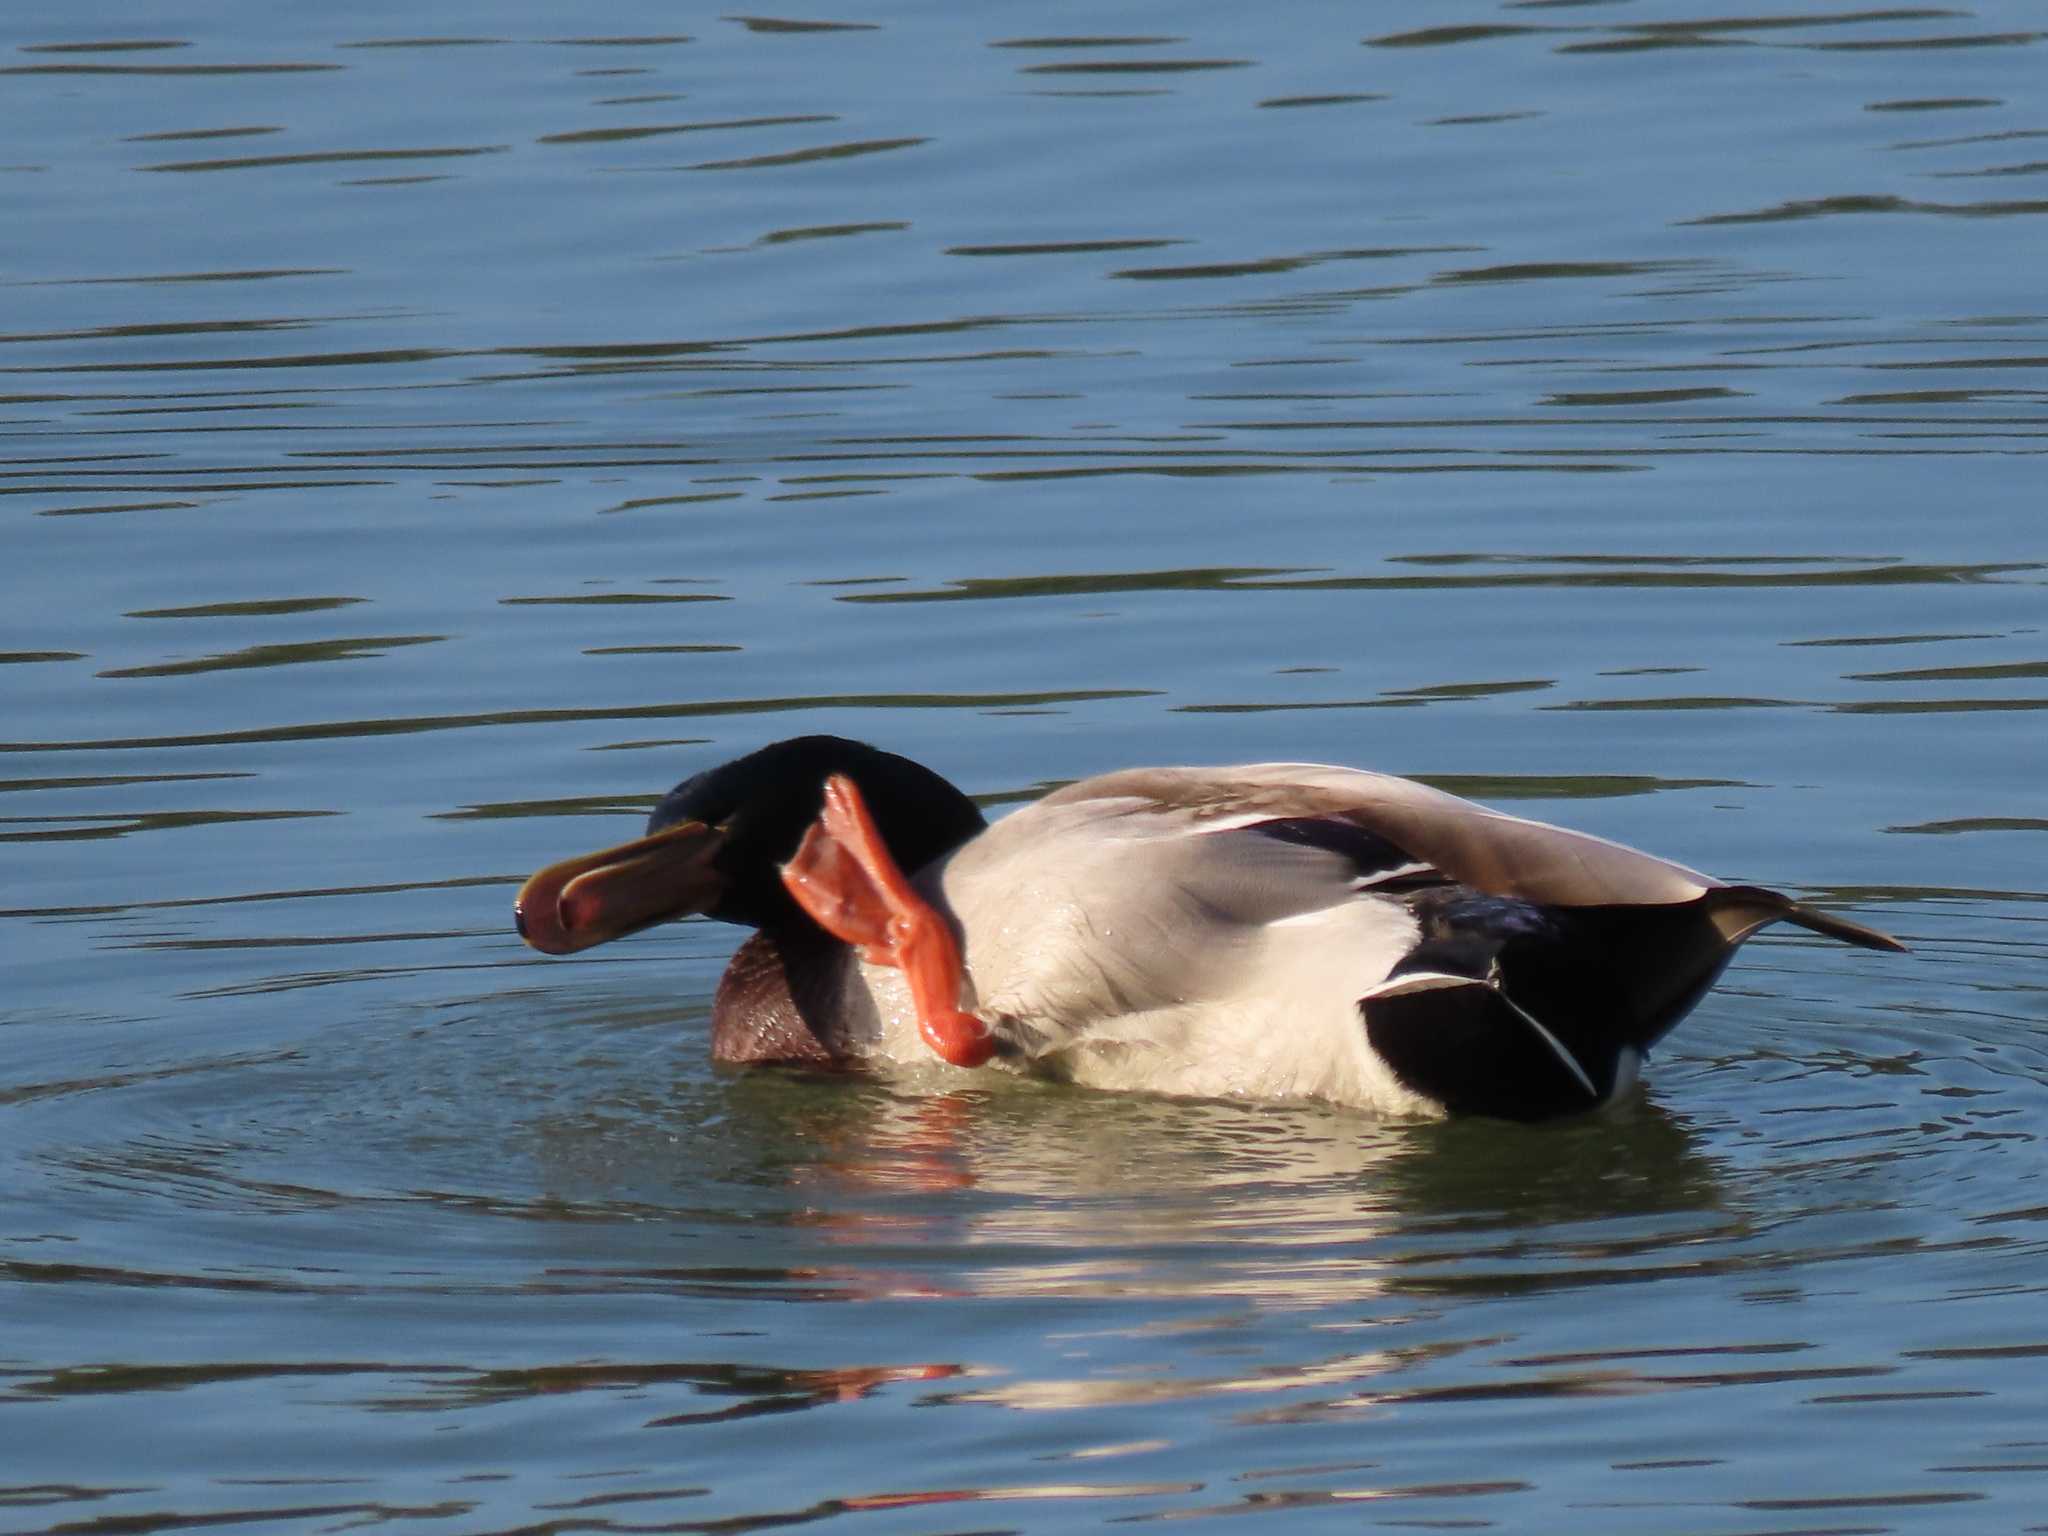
[999,900,1438,1114]
[849,891,1441,1116]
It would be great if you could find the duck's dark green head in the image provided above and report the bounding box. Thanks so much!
[515,736,985,954]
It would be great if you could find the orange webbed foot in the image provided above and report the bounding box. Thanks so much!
[781,774,995,1069]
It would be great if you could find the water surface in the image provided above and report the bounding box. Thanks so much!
[4,2,2046,1531]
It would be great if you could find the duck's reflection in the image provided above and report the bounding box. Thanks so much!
[714,1070,1727,1296]
[492,1055,1736,1433]
[646,1074,1729,1419]
[785,1072,1712,1195]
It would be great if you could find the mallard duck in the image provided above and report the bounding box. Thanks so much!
[515,734,1903,1120]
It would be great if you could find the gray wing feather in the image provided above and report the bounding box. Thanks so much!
[1037,763,1717,908]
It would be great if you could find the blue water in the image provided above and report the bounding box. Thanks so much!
[4,3,2046,1530]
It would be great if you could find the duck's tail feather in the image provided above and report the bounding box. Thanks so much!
[1709,886,1908,953]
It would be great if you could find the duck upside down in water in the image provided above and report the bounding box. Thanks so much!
[516,735,1904,1121]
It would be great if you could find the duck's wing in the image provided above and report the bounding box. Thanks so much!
[945,764,1466,948]
[1034,764,1902,952]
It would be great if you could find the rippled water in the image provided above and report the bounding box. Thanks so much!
[5,3,2046,1531]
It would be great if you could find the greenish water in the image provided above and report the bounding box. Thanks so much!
[4,3,2046,1530]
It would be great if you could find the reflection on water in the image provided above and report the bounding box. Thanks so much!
[6,1,2048,1532]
